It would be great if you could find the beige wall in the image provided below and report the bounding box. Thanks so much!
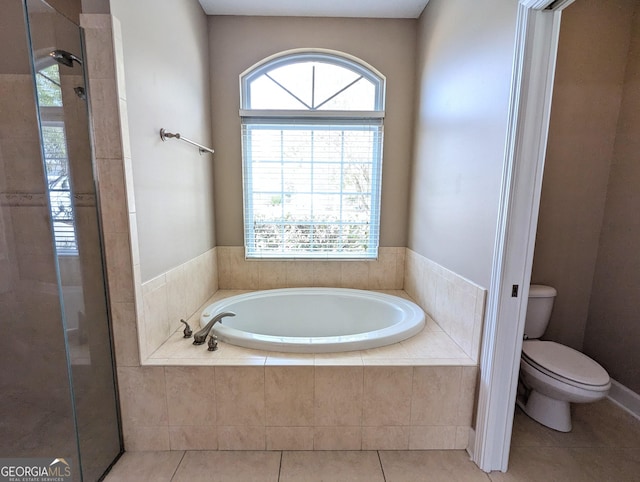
[531,0,636,350]
[208,15,417,248]
[80,0,109,14]
[110,0,215,282]
[47,0,82,22]
[407,0,517,289]
[583,3,640,394]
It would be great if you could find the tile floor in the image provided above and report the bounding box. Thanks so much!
[103,399,640,481]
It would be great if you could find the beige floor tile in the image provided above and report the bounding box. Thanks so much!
[521,399,640,449]
[569,399,640,448]
[171,451,281,482]
[542,415,609,448]
[103,451,184,482]
[280,451,385,482]
[379,450,490,482]
[489,446,599,482]
[510,407,557,447]
[568,447,640,481]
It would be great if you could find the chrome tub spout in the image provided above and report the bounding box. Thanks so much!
[193,311,235,345]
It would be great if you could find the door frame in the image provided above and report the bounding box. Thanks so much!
[471,0,576,472]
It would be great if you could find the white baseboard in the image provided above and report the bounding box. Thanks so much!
[607,378,640,421]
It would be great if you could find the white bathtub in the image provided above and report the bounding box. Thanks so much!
[199,288,425,353]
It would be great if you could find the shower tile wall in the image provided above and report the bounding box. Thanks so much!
[81,14,143,368]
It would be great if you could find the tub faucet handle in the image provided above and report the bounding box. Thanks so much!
[180,319,193,338]
[208,335,218,351]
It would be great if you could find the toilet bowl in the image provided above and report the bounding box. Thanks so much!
[517,285,610,432]
[518,340,610,432]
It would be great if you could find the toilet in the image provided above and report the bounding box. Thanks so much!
[517,285,610,432]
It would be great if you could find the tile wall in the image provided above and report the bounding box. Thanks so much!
[141,248,218,358]
[117,364,477,451]
[81,14,142,367]
[217,246,405,290]
[141,247,402,357]
[404,249,486,362]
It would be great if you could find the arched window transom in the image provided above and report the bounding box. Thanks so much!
[240,50,385,259]
[242,52,384,112]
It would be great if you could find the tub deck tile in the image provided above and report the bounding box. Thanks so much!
[145,290,476,368]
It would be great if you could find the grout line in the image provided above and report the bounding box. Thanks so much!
[312,367,317,450]
[263,365,267,446]
[162,367,171,446]
[376,450,387,482]
[169,451,187,481]
[360,365,365,449]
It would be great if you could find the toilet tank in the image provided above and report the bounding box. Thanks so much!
[524,285,557,339]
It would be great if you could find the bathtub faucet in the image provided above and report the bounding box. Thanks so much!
[193,311,236,345]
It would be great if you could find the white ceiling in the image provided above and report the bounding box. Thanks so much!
[198,0,430,19]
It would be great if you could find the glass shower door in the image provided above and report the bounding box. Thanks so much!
[0,1,122,480]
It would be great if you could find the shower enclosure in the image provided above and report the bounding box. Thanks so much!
[0,1,122,480]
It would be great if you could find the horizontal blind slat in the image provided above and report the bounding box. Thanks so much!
[242,121,382,258]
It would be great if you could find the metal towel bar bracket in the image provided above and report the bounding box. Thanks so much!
[159,128,214,155]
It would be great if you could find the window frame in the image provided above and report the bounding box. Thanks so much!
[240,49,386,260]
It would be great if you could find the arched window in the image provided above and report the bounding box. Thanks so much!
[240,49,385,258]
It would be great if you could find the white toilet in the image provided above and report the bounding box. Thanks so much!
[517,285,611,432]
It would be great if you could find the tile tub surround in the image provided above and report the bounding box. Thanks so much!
[80,19,474,369]
[113,290,479,452]
[140,247,218,359]
[404,249,487,362]
[78,16,483,455]
[118,363,477,452]
[216,246,406,290]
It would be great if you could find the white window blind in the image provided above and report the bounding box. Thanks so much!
[241,50,385,259]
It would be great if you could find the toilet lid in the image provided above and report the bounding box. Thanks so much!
[522,340,609,386]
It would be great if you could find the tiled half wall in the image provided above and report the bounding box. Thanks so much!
[404,249,487,362]
[117,364,477,451]
[139,248,486,363]
[140,248,218,360]
[140,247,404,358]
[217,246,405,290]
